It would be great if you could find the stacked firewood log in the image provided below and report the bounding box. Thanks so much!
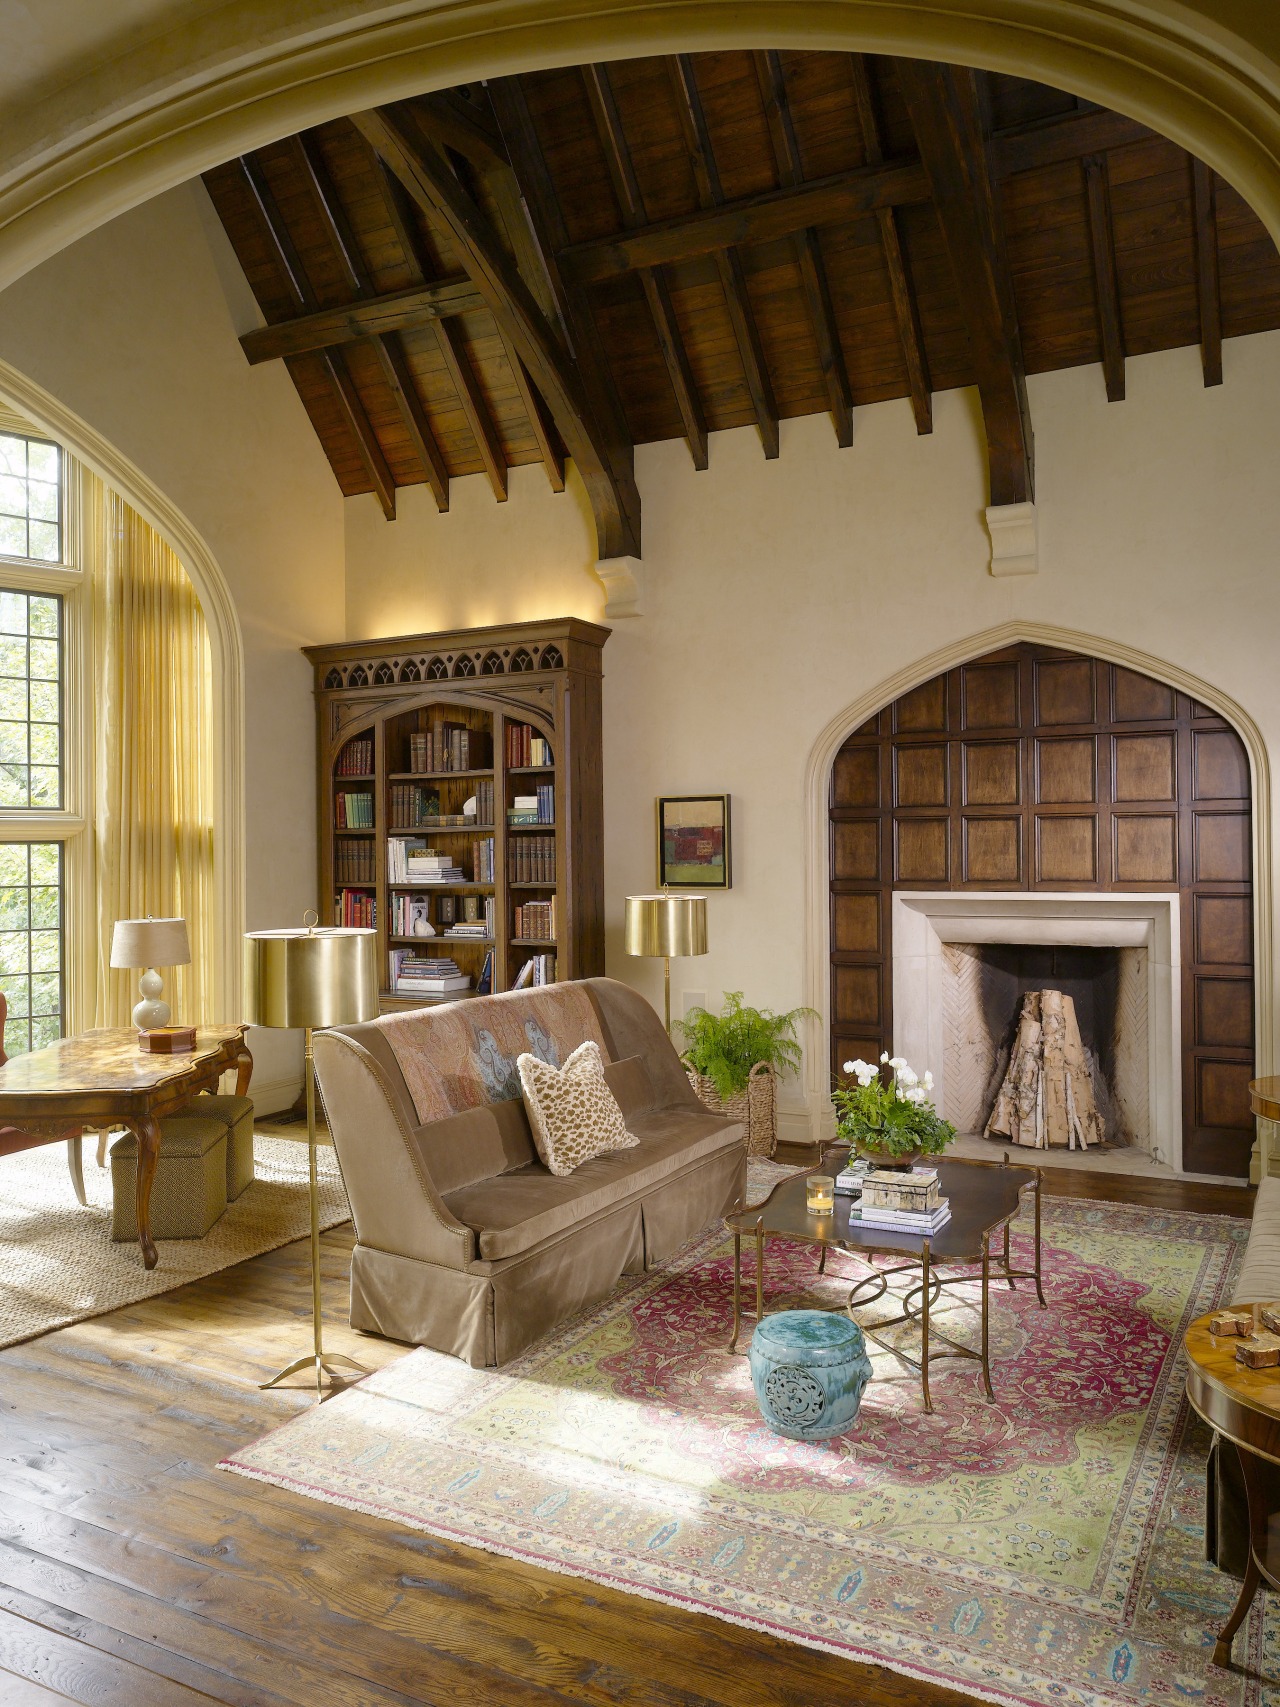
[985,988,1105,1150]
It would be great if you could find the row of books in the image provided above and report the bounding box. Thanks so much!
[387,838,465,883]
[512,953,555,988]
[506,724,553,768]
[509,835,555,883]
[405,724,491,774]
[337,735,373,776]
[513,899,556,942]
[334,843,376,886]
[473,838,496,883]
[508,785,554,825]
[335,791,373,828]
[336,888,375,928]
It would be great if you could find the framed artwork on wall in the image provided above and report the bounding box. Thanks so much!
[657,795,732,889]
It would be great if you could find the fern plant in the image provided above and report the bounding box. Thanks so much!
[675,992,815,1101]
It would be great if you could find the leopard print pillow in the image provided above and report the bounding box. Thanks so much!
[517,1040,638,1176]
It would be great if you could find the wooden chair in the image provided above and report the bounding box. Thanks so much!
[0,991,103,1204]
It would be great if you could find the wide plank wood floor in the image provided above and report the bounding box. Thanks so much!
[0,1167,1253,1706]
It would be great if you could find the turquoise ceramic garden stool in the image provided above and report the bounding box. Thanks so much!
[749,1310,872,1441]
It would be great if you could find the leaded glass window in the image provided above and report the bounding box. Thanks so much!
[0,434,61,564]
[0,842,62,1054]
[0,592,61,809]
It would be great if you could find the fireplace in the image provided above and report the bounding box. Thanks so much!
[891,891,1182,1169]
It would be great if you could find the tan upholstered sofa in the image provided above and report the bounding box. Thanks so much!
[312,977,745,1366]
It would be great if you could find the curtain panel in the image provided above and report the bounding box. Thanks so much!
[80,469,215,1029]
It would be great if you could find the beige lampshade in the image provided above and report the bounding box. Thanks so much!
[110,916,191,970]
[244,927,380,1031]
[624,893,708,959]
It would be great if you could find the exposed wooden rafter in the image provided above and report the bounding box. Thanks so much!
[1083,153,1126,402]
[294,132,451,511]
[898,60,1034,506]
[670,55,779,459]
[755,50,853,448]
[237,154,397,519]
[849,55,932,435]
[583,61,709,471]
[239,279,483,365]
[1191,157,1224,387]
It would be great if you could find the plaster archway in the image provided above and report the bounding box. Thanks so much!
[2,3,1280,296]
[800,621,1273,1167]
[0,358,247,1022]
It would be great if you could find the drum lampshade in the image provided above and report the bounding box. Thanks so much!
[243,928,380,1031]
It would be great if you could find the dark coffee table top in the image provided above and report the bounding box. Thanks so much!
[727,1151,1038,1262]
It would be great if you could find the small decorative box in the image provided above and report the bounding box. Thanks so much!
[1210,1310,1255,1337]
[1261,1305,1280,1336]
[1236,1334,1280,1370]
[139,1025,197,1053]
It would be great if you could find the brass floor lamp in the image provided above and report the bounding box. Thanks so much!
[624,893,708,1033]
[245,915,379,1400]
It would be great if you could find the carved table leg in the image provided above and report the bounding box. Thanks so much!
[234,1042,254,1099]
[128,1114,162,1269]
[1213,1441,1267,1668]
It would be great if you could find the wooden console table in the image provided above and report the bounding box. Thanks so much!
[0,1026,252,1269]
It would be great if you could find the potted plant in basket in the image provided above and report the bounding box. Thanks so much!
[676,992,815,1158]
[832,1054,956,1171]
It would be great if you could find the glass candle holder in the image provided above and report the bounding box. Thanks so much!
[806,1174,835,1215]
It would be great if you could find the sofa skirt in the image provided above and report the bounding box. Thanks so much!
[350,1140,746,1367]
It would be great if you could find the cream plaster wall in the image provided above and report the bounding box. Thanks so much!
[0,180,346,1106]
[346,333,1280,1144]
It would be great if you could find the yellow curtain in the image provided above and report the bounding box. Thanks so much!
[80,469,216,1028]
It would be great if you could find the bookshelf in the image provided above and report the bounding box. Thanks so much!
[304,619,609,1011]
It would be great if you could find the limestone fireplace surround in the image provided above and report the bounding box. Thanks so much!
[892,891,1183,1171]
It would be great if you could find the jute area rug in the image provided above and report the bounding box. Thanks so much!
[222,1190,1275,1707]
[0,1132,349,1349]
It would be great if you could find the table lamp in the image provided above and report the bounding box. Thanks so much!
[624,892,708,1034]
[244,913,379,1399]
[110,916,191,1029]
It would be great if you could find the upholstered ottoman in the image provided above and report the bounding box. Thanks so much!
[748,1310,873,1441]
[110,1116,228,1241]
[188,1093,255,1199]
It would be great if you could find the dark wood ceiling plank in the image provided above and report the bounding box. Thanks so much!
[435,318,509,499]
[486,77,642,555]
[755,50,853,447]
[995,107,1151,177]
[1083,153,1126,401]
[296,131,451,509]
[584,62,709,470]
[1191,157,1224,386]
[849,56,932,434]
[670,54,779,459]
[356,103,639,557]
[897,61,1034,506]
[239,280,484,364]
[238,154,396,519]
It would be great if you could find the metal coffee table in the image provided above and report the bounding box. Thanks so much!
[726,1150,1045,1412]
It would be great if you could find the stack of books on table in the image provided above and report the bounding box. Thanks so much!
[854,1167,950,1234]
[389,952,471,995]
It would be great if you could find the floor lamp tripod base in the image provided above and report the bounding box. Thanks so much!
[259,1026,370,1401]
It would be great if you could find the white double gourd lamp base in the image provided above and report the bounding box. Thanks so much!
[132,967,171,1031]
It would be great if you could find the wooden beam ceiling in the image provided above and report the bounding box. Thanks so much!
[202,50,1280,536]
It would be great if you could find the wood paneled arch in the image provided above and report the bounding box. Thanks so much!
[829,642,1255,1176]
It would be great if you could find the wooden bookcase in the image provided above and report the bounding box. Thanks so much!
[303,619,609,1011]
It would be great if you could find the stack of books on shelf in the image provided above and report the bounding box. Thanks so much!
[388,951,471,995]
[335,791,373,828]
[508,785,553,826]
[472,837,495,882]
[512,953,556,988]
[336,890,375,928]
[510,835,555,883]
[335,842,375,885]
[406,724,491,774]
[444,896,496,939]
[387,838,466,884]
[513,898,556,942]
[337,735,373,776]
[505,724,553,768]
[853,1167,950,1234]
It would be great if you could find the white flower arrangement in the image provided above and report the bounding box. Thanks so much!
[833,1052,956,1159]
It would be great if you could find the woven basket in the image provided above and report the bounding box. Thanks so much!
[684,1059,777,1157]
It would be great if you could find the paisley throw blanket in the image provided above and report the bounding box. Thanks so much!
[378,983,609,1125]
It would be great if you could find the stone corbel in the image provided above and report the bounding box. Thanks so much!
[595,554,643,618]
[985,500,1038,577]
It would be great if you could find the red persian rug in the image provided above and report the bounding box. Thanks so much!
[223,1196,1271,1707]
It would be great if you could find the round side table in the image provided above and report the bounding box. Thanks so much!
[1185,1308,1280,1668]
